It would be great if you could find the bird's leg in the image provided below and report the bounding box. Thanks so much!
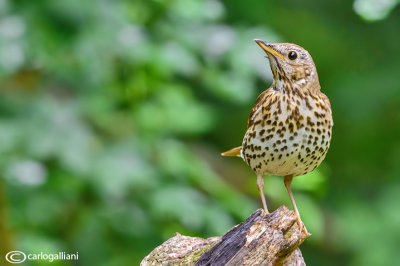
[257,174,269,213]
[284,175,310,237]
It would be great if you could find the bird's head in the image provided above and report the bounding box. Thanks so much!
[254,39,320,92]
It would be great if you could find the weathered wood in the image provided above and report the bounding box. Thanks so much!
[141,206,307,266]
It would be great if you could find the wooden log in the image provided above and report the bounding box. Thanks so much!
[141,206,307,266]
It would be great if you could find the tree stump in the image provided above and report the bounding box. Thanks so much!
[141,206,307,265]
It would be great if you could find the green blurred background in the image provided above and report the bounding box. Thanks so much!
[0,0,399,265]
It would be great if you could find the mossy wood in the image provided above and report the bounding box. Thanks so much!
[141,206,307,265]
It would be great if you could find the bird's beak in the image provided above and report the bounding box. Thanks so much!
[254,39,285,61]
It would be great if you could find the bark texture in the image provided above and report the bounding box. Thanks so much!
[141,206,307,266]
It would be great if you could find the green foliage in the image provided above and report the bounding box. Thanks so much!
[0,0,399,265]
[354,0,400,21]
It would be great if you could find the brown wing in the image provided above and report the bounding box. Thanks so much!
[320,92,331,110]
[318,92,333,126]
[222,88,276,157]
[247,87,276,128]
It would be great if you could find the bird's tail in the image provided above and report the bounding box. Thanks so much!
[221,146,242,157]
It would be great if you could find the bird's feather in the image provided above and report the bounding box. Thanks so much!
[221,146,242,157]
[247,89,270,128]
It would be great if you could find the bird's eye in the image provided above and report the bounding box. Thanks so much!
[288,51,297,60]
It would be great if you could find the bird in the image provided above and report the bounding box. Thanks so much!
[222,39,333,236]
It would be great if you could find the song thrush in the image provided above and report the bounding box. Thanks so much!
[222,39,333,236]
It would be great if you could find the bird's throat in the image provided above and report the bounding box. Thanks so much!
[272,72,320,94]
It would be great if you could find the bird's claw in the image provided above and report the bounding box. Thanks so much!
[296,219,311,239]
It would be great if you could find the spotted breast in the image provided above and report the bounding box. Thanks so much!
[241,88,332,177]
